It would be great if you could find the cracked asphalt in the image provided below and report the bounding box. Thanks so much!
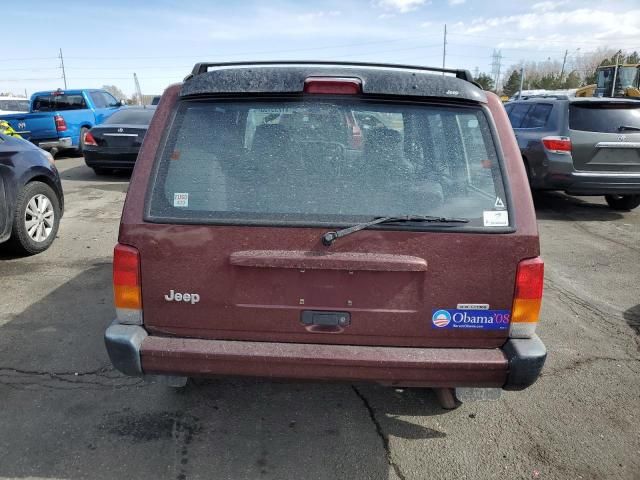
[0,156,639,480]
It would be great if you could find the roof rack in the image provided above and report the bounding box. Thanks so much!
[187,61,475,84]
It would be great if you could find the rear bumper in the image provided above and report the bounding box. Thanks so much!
[104,323,546,390]
[534,154,640,195]
[84,150,138,168]
[36,137,73,151]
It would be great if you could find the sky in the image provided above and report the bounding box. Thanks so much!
[2,0,639,97]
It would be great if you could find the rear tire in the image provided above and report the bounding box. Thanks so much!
[604,194,640,211]
[6,181,61,256]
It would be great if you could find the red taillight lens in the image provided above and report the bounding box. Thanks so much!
[54,115,67,132]
[113,244,142,317]
[84,131,97,146]
[510,257,544,338]
[542,136,571,153]
[303,77,362,95]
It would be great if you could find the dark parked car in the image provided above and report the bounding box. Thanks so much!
[506,97,640,210]
[105,61,545,406]
[0,133,63,255]
[83,107,156,175]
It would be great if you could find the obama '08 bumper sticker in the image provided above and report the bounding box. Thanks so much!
[431,309,511,330]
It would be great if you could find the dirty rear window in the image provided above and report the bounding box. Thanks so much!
[148,99,509,228]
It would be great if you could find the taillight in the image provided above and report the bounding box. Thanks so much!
[84,131,97,146]
[113,244,142,325]
[510,257,544,338]
[542,136,571,154]
[303,77,362,95]
[54,115,67,132]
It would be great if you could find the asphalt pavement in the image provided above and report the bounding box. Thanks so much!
[0,156,638,480]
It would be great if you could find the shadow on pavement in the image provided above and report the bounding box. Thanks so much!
[533,191,623,222]
[59,163,132,184]
[623,304,640,335]
[0,264,448,480]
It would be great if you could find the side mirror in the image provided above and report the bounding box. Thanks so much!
[118,99,127,107]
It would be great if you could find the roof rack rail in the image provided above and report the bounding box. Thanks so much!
[187,61,475,84]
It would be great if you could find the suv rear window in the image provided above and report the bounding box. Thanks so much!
[148,99,508,228]
[32,94,87,111]
[570,103,640,133]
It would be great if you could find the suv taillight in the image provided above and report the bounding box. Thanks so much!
[542,136,571,154]
[113,243,143,325]
[84,131,97,146]
[510,257,544,339]
[54,115,67,132]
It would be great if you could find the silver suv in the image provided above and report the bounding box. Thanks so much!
[506,97,640,210]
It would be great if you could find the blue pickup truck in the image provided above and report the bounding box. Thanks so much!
[0,89,124,155]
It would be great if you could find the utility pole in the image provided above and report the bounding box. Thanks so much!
[58,48,67,89]
[560,49,568,82]
[473,66,479,79]
[442,24,447,71]
[134,73,143,106]
[518,66,525,99]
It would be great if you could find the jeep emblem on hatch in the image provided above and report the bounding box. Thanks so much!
[164,289,200,304]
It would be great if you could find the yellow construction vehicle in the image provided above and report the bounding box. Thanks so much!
[593,64,640,98]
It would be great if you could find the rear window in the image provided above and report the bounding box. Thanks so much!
[570,103,640,133]
[148,99,509,229]
[32,94,87,112]
[105,109,155,125]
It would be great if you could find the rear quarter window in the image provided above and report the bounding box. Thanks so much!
[148,99,510,229]
[507,103,532,128]
[570,103,640,133]
[522,104,553,128]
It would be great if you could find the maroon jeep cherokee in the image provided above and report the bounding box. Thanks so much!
[106,61,546,403]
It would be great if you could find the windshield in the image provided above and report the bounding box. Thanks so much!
[148,99,508,228]
[0,99,29,111]
[597,66,640,91]
[104,109,155,125]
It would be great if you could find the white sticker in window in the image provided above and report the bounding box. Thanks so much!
[173,192,189,208]
[483,210,509,227]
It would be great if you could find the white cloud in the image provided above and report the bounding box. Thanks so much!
[376,0,429,13]
[531,1,569,12]
[448,0,466,5]
[457,7,640,49]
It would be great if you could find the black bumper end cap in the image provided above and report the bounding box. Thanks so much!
[502,334,547,391]
[104,322,147,376]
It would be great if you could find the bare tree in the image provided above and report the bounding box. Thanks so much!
[101,85,127,101]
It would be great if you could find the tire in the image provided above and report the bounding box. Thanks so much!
[604,194,640,211]
[6,181,61,256]
[78,126,89,154]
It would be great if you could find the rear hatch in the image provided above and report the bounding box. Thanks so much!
[0,113,57,141]
[133,94,528,349]
[569,100,640,173]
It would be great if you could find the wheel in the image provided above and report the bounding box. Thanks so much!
[78,126,89,154]
[6,182,61,255]
[92,167,110,176]
[604,194,640,211]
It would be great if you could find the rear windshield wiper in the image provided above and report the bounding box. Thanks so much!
[618,125,640,132]
[321,215,469,246]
